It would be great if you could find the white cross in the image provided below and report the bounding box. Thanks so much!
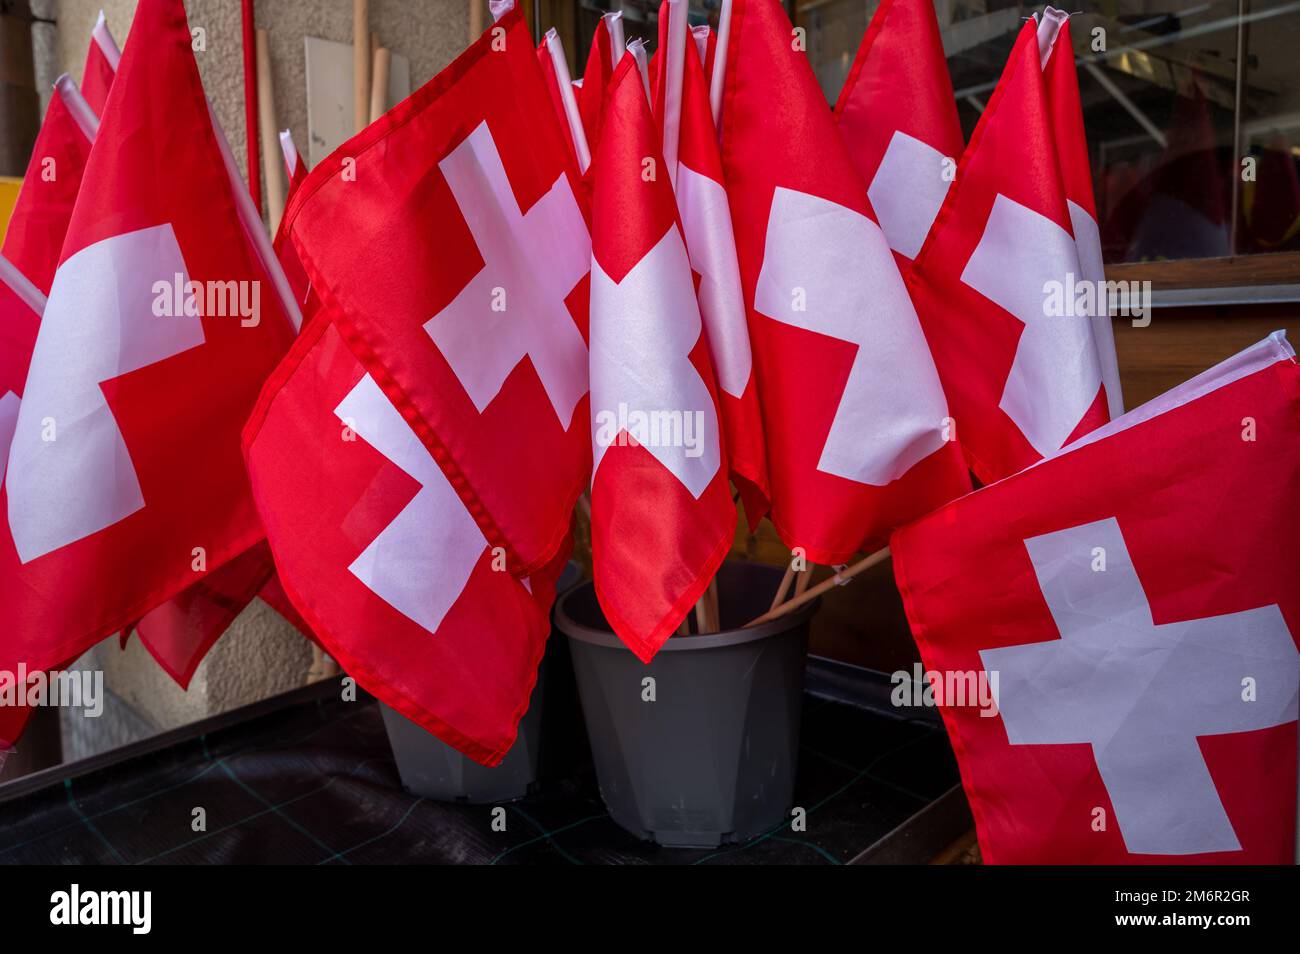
[867,131,953,260]
[961,193,1102,456]
[590,226,721,498]
[754,186,950,485]
[6,225,206,563]
[335,374,485,633]
[425,121,589,427]
[982,517,1299,855]
[675,164,753,399]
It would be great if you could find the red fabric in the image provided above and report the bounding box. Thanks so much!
[907,22,1107,484]
[892,338,1300,864]
[243,307,564,765]
[80,24,119,118]
[833,0,963,202]
[715,0,970,564]
[654,1,770,526]
[1,88,92,295]
[280,7,589,577]
[0,274,40,417]
[578,16,616,155]
[132,542,276,689]
[537,37,580,166]
[587,56,735,662]
[1041,19,1096,222]
[0,0,292,680]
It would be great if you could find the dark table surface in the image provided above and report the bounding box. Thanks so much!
[0,674,965,865]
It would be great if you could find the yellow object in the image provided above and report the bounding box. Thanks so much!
[0,176,23,247]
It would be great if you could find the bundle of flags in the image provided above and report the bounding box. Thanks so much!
[0,0,1294,863]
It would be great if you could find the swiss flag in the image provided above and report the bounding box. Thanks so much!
[126,133,317,686]
[1038,8,1124,418]
[588,54,735,662]
[578,11,624,154]
[537,28,589,172]
[908,21,1110,484]
[0,258,43,455]
[0,0,293,686]
[653,0,769,526]
[1,76,96,296]
[716,0,970,565]
[282,7,590,576]
[0,262,44,751]
[81,10,121,117]
[892,333,1300,864]
[834,0,964,262]
[244,307,566,765]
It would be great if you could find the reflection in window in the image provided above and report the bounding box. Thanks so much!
[796,0,1300,263]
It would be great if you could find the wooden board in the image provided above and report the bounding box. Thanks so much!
[304,36,411,168]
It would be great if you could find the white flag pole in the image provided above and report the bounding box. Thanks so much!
[627,38,652,105]
[207,100,304,332]
[0,254,47,317]
[53,75,99,141]
[543,28,591,173]
[605,11,626,64]
[709,0,734,128]
[661,0,688,186]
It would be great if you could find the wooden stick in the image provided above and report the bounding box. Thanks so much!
[369,47,390,123]
[469,0,485,42]
[794,565,812,597]
[255,29,285,234]
[705,577,721,632]
[353,0,370,134]
[768,562,796,612]
[747,547,892,627]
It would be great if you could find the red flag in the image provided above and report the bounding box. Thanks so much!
[578,11,624,154]
[1,76,96,295]
[588,55,735,662]
[0,257,43,459]
[131,543,274,687]
[834,0,963,262]
[282,7,590,576]
[908,22,1109,484]
[1038,8,1123,418]
[0,0,293,684]
[537,28,590,173]
[892,333,1299,864]
[244,307,565,764]
[716,0,969,565]
[81,10,121,117]
[654,0,769,525]
[279,129,308,194]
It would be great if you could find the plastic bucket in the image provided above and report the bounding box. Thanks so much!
[379,562,584,803]
[557,562,819,847]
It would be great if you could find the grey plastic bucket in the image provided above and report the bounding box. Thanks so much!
[379,562,584,804]
[557,561,819,848]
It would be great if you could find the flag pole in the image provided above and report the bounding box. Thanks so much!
[353,0,370,134]
[661,0,689,186]
[543,28,591,173]
[255,30,286,235]
[709,0,733,127]
[747,547,891,627]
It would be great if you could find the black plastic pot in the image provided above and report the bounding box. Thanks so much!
[380,562,584,804]
[557,561,819,848]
